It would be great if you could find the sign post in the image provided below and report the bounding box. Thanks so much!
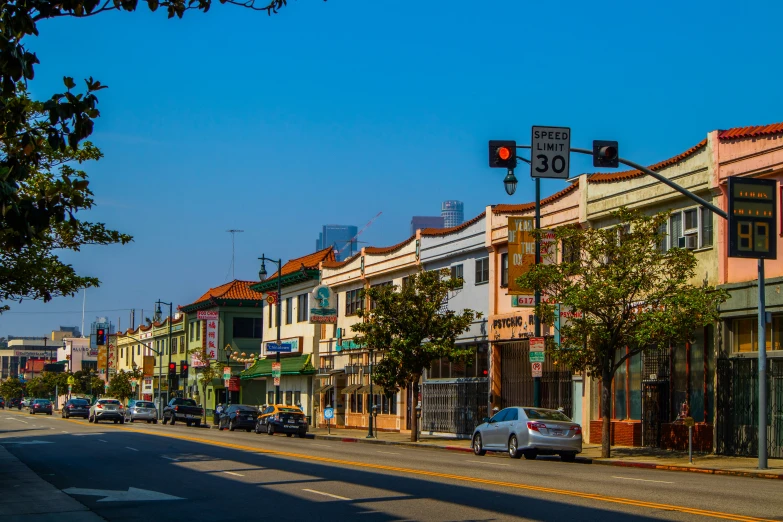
[272,362,281,388]
[727,177,777,471]
[324,406,334,435]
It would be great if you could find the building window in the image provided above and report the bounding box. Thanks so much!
[660,207,713,252]
[268,304,273,328]
[345,288,364,316]
[451,264,464,289]
[267,391,274,405]
[196,322,201,341]
[294,391,301,407]
[499,255,508,287]
[297,293,309,322]
[137,345,140,356]
[401,276,411,289]
[427,345,488,379]
[562,236,581,263]
[732,315,781,352]
[190,324,195,341]
[233,317,262,339]
[370,281,393,309]
[475,257,489,285]
[286,297,293,325]
[180,336,185,354]
[285,391,293,406]
[701,207,713,248]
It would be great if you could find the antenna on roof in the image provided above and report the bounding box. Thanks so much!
[226,229,244,279]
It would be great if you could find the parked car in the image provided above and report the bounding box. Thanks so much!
[0,396,5,409]
[89,398,125,424]
[8,398,22,410]
[29,399,53,415]
[21,398,32,408]
[218,405,258,432]
[125,400,158,424]
[255,404,307,437]
[471,407,582,462]
[162,398,203,427]
[62,398,90,419]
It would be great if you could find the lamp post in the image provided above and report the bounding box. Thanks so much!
[367,347,375,438]
[258,254,282,405]
[155,300,174,405]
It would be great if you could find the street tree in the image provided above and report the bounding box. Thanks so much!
[189,346,220,424]
[0,377,25,399]
[0,0,313,311]
[107,370,133,402]
[352,269,481,442]
[517,208,729,458]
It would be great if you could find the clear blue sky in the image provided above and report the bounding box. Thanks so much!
[4,0,782,336]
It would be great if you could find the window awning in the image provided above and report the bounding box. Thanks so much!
[340,384,362,395]
[240,354,315,380]
[356,384,380,394]
[314,384,334,394]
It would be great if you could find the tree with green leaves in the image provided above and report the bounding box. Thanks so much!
[0,377,25,400]
[106,369,133,402]
[0,0,310,311]
[352,269,481,442]
[517,208,729,458]
[189,346,220,423]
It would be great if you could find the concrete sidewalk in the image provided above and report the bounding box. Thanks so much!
[301,426,783,480]
[0,445,103,521]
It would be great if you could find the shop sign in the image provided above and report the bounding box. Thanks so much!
[197,311,219,320]
[143,355,155,376]
[310,285,337,324]
[205,319,218,360]
[228,377,240,392]
[508,217,535,295]
[490,313,532,341]
[263,337,300,356]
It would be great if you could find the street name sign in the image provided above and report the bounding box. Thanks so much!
[531,126,571,179]
[266,342,292,353]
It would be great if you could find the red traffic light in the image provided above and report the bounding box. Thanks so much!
[497,147,511,161]
[169,363,176,371]
[181,364,188,371]
[488,140,517,169]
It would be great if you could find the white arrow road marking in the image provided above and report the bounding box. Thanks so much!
[63,487,184,502]
[302,489,351,501]
[125,447,139,452]
[0,440,54,445]
[223,471,244,477]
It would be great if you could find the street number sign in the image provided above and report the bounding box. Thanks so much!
[324,407,335,420]
[531,362,543,378]
[531,126,571,179]
[727,177,777,259]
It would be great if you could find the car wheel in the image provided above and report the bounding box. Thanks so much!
[47,412,52,416]
[162,416,168,425]
[88,415,93,423]
[508,435,522,459]
[195,420,201,427]
[523,450,538,460]
[267,423,274,436]
[229,420,235,432]
[473,433,486,456]
[114,420,118,424]
[170,418,176,426]
[286,433,293,437]
[560,452,576,463]
[119,418,125,425]
[186,420,192,427]
[298,430,306,438]
[153,419,158,424]
[246,428,252,432]
[254,423,262,434]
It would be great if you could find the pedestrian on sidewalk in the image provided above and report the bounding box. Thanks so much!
[214,403,224,425]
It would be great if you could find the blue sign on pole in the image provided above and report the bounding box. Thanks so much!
[266,342,293,353]
[324,407,334,420]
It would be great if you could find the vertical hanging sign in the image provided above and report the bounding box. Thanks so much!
[508,217,536,296]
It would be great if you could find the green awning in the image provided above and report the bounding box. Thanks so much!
[340,384,362,395]
[240,354,316,380]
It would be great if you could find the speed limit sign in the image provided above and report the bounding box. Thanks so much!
[531,126,570,179]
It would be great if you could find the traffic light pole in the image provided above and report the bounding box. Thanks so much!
[123,333,164,419]
[156,300,174,403]
[533,177,541,407]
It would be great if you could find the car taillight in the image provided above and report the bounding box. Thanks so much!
[571,425,582,435]
[68,405,73,409]
[175,406,179,411]
[274,414,279,421]
[34,404,39,408]
[527,422,546,432]
[96,404,103,409]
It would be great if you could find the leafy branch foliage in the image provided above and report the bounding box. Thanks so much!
[107,369,133,401]
[352,269,481,441]
[517,208,729,457]
[189,345,220,422]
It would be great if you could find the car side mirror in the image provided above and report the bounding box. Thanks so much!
[482,417,490,424]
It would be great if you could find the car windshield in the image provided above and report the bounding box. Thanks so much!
[235,406,257,412]
[135,402,154,408]
[176,399,197,406]
[279,407,302,414]
[99,400,120,405]
[34,400,50,404]
[524,408,572,422]
[71,400,89,406]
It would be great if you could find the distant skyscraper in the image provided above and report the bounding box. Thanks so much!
[410,216,444,236]
[315,225,359,261]
[441,200,464,228]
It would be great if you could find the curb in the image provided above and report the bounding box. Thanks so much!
[304,433,474,453]
[590,458,783,480]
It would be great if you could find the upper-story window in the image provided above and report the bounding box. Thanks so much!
[370,281,393,309]
[451,264,464,289]
[499,255,508,287]
[475,257,489,285]
[234,317,262,338]
[345,288,364,316]
[190,323,195,342]
[297,293,309,322]
[285,297,293,325]
[659,206,713,253]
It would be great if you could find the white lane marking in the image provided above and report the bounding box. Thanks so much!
[376,451,401,455]
[612,476,674,484]
[61,431,68,434]
[311,444,330,448]
[223,471,244,477]
[125,447,139,452]
[302,489,351,501]
[162,456,180,462]
[472,460,510,467]
[50,428,55,430]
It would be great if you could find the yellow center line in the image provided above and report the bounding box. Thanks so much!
[4,410,774,522]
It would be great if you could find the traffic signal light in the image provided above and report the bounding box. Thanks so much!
[488,140,517,170]
[180,363,189,379]
[96,328,106,345]
[593,140,619,168]
[168,362,176,378]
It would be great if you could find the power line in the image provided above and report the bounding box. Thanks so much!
[3,308,143,315]
[226,229,244,280]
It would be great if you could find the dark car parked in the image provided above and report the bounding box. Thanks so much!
[30,399,53,415]
[218,405,258,432]
[8,398,22,410]
[255,405,307,437]
[0,396,5,409]
[62,398,90,419]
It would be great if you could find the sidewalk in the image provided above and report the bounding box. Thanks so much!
[299,426,783,480]
[0,445,103,522]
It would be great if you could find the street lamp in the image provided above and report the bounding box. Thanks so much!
[259,254,282,405]
[155,300,174,404]
[503,169,518,196]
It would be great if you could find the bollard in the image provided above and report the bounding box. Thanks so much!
[689,425,693,464]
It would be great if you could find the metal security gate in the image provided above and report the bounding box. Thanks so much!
[717,358,783,458]
[421,380,488,436]
[641,348,671,447]
[499,341,573,418]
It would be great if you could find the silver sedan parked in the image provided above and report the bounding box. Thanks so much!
[471,407,582,461]
[125,400,158,424]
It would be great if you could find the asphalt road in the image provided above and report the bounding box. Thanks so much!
[1,409,781,522]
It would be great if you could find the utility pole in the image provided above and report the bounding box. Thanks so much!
[227,230,244,280]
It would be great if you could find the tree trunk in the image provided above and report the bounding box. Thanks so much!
[601,368,613,458]
[410,375,420,442]
[201,382,208,424]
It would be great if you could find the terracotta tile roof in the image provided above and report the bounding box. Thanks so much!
[491,183,578,214]
[321,251,362,270]
[718,122,783,140]
[188,280,263,307]
[420,211,485,237]
[264,247,335,281]
[364,235,415,255]
[588,139,707,184]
